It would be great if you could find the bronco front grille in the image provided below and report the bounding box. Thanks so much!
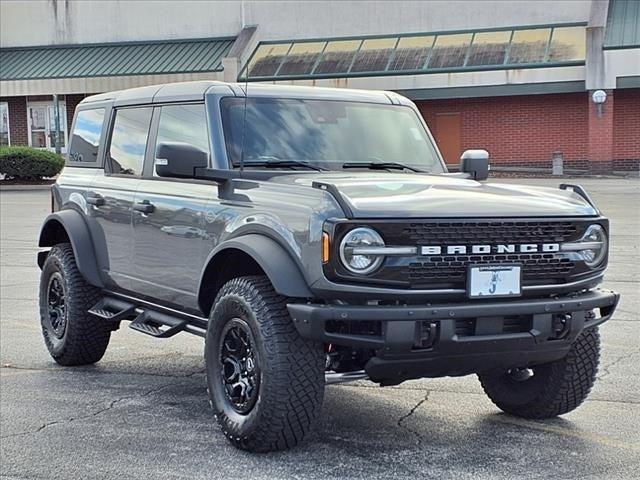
[405,253,576,285]
[401,220,578,244]
[326,218,596,290]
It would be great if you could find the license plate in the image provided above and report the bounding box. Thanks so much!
[468,265,521,298]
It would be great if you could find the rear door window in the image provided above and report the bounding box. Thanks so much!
[68,108,105,165]
[108,107,153,176]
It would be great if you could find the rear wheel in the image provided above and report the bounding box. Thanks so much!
[478,328,600,418]
[39,244,111,366]
[205,275,324,452]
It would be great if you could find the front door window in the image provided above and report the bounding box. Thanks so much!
[28,102,67,152]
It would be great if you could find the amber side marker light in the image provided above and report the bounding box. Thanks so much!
[322,232,330,264]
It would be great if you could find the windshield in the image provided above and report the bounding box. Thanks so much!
[220,97,444,173]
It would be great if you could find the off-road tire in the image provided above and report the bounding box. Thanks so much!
[39,243,111,366]
[205,275,325,452]
[478,328,600,418]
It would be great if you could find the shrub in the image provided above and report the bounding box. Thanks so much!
[0,146,65,181]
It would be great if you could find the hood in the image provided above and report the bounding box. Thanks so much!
[272,172,598,218]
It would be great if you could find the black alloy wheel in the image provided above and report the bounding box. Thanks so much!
[46,272,67,339]
[219,319,260,414]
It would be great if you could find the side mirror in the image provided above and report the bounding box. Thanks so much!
[460,149,489,181]
[155,142,209,178]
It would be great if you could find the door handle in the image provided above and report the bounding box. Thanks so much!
[86,195,105,206]
[133,200,155,214]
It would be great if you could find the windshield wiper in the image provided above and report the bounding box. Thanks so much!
[342,162,424,173]
[241,160,327,172]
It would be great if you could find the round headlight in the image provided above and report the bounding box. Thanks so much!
[339,227,385,275]
[581,224,607,267]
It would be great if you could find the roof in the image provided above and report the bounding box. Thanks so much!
[239,23,587,82]
[0,37,235,81]
[80,81,402,106]
[604,0,640,49]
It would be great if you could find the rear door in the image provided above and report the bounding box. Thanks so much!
[86,106,153,290]
[131,103,216,309]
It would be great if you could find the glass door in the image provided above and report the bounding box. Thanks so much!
[29,105,47,149]
[28,102,67,152]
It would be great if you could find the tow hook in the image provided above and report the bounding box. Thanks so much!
[551,313,571,339]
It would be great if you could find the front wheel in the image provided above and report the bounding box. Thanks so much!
[478,328,600,418]
[205,276,325,452]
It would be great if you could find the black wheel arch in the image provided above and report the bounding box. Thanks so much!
[38,210,103,288]
[198,234,313,316]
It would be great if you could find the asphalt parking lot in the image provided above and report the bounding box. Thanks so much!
[1,177,639,480]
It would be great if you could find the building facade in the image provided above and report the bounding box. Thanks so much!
[1,0,638,173]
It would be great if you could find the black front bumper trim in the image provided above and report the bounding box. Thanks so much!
[287,289,619,383]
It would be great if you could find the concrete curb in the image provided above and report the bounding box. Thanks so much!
[0,183,53,191]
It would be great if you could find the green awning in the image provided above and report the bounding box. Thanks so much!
[0,37,235,81]
[604,0,640,49]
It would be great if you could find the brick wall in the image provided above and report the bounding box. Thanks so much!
[418,90,640,172]
[1,96,28,146]
[417,93,590,170]
[65,94,87,129]
[613,89,640,172]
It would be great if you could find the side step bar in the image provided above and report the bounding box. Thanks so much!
[88,296,206,338]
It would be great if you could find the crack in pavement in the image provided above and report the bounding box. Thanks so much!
[597,349,640,382]
[396,391,430,443]
[0,383,175,440]
[0,364,205,379]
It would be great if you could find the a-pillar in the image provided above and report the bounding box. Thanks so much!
[587,90,614,173]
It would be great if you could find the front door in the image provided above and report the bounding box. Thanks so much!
[131,103,214,310]
[28,102,68,152]
[434,113,461,165]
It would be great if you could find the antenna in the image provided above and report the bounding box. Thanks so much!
[239,59,249,175]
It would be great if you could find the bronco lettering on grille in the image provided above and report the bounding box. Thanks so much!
[419,244,560,255]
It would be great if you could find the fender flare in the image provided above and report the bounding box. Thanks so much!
[199,234,313,300]
[38,210,103,287]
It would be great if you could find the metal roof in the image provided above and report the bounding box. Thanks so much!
[80,81,401,106]
[604,0,640,49]
[0,37,235,81]
[239,23,587,82]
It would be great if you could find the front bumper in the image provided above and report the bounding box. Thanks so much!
[287,288,619,384]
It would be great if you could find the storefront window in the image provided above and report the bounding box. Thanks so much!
[0,103,9,145]
[508,28,552,64]
[388,35,435,71]
[548,26,586,62]
[246,43,291,77]
[467,30,512,66]
[278,42,326,76]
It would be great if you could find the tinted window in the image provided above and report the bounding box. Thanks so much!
[108,107,152,176]
[508,28,551,64]
[247,43,291,77]
[388,36,434,71]
[314,40,361,74]
[548,26,586,62]
[467,31,511,66]
[154,104,210,176]
[278,42,325,76]
[350,38,396,72]
[428,33,473,68]
[68,108,104,164]
[155,104,209,153]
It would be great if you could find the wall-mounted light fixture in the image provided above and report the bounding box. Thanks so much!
[592,90,607,118]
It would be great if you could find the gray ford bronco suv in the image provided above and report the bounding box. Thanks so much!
[38,81,619,452]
